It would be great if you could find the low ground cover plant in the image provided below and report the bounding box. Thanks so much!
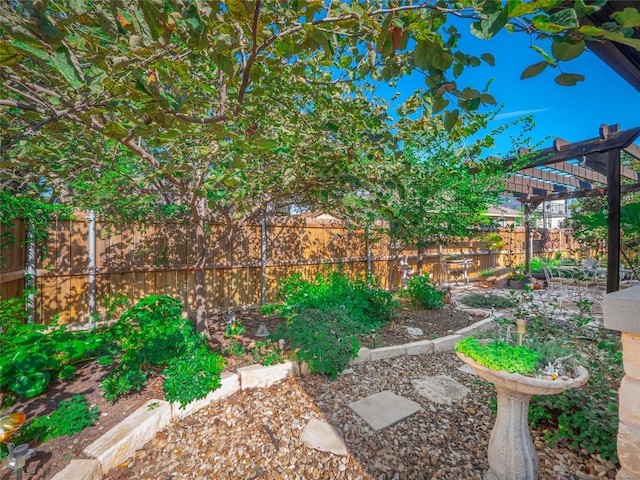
[402,274,444,309]
[0,395,98,460]
[102,295,225,408]
[460,293,513,309]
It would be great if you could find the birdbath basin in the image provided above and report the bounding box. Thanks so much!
[456,352,589,480]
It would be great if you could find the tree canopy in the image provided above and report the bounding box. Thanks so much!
[2,0,639,329]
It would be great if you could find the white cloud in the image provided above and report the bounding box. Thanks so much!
[495,108,549,120]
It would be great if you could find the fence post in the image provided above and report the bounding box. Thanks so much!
[365,225,372,282]
[261,216,267,305]
[25,220,36,323]
[87,210,96,329]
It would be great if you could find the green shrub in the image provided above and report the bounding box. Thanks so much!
[0,395,98,460]
[403,274,444,309]
[273,308,360,380]
[0,292,111,402]
[478,268,497,278]
[460,293,514,309]
[102,295,225,408]
[272,269,395,331]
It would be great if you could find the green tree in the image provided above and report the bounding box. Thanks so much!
[1,1,638,332]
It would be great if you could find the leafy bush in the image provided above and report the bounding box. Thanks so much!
[0,395,98,460]
[460,293,514,309]
[478,268,497,278]
[273,269,395,332]
[1,292,110,402]
[273,308,360,380]
[403,274,444,309]
[102,295,225,408]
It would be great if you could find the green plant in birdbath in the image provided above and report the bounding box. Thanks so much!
[456,336,539,374]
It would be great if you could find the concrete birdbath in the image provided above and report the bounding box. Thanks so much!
[456,352,589,480]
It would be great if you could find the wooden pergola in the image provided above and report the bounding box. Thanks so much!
[503,124,640,293]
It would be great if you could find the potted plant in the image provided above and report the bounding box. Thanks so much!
[455,330,588,480]
[507,268,528,289]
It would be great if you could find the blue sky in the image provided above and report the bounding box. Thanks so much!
[387,24,640,158]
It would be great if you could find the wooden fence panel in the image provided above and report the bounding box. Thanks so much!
[2,214,582,326]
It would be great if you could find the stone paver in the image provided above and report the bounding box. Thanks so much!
[348,390,422,431]
[411,375,470,405]
[300,418,348,456]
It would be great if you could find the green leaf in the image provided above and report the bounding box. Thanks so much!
[555,73,585,86]
[532,9,579,33]
[97,356,114,365]
[412,41,430,70]
[520,61,548,80]
[58,365,77,380]
[470,8,508,40]
[530,45,556,65]
[49,46,84,88]
[480,52,495,66]
[307,28,333,56]
[58,339,87,359]
[13,352,48,373]
[551,38,585,62]
[10,40,49,62]
[431,48,453,71]
[103,122,128,140]
[443,109,459,132]
[433,95,449,114]
[480,93,497,105]
[0,40,20,65]
[507,1,537,18]
[11,371,51,398]
[612,7,640,28]
[601,31,640,50]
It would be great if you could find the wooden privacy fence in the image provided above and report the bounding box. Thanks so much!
[0,214,579,326]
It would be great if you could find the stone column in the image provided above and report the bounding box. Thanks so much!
[604,286,640,480]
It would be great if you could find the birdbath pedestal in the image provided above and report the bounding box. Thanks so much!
[456,352,589,480]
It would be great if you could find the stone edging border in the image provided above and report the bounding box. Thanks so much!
[51,308,501,480]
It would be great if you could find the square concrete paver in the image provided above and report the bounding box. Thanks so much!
[349,391,422,431]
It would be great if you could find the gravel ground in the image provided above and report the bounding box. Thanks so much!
[104,352,617,480]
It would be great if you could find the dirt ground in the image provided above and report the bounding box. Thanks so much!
[0,303,476,480]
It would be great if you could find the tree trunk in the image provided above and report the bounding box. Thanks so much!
[416,245,425,276]
[194,223,208,335]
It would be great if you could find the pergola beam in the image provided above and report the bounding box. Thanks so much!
[503,124,640,294]
[505,126,640,170]
[524,182,640,207]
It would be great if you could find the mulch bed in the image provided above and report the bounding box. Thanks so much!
[0,303,478,480]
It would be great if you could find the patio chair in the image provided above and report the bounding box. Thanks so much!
[543,266,566,294]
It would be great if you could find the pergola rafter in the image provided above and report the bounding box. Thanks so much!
[502,124,640,293]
